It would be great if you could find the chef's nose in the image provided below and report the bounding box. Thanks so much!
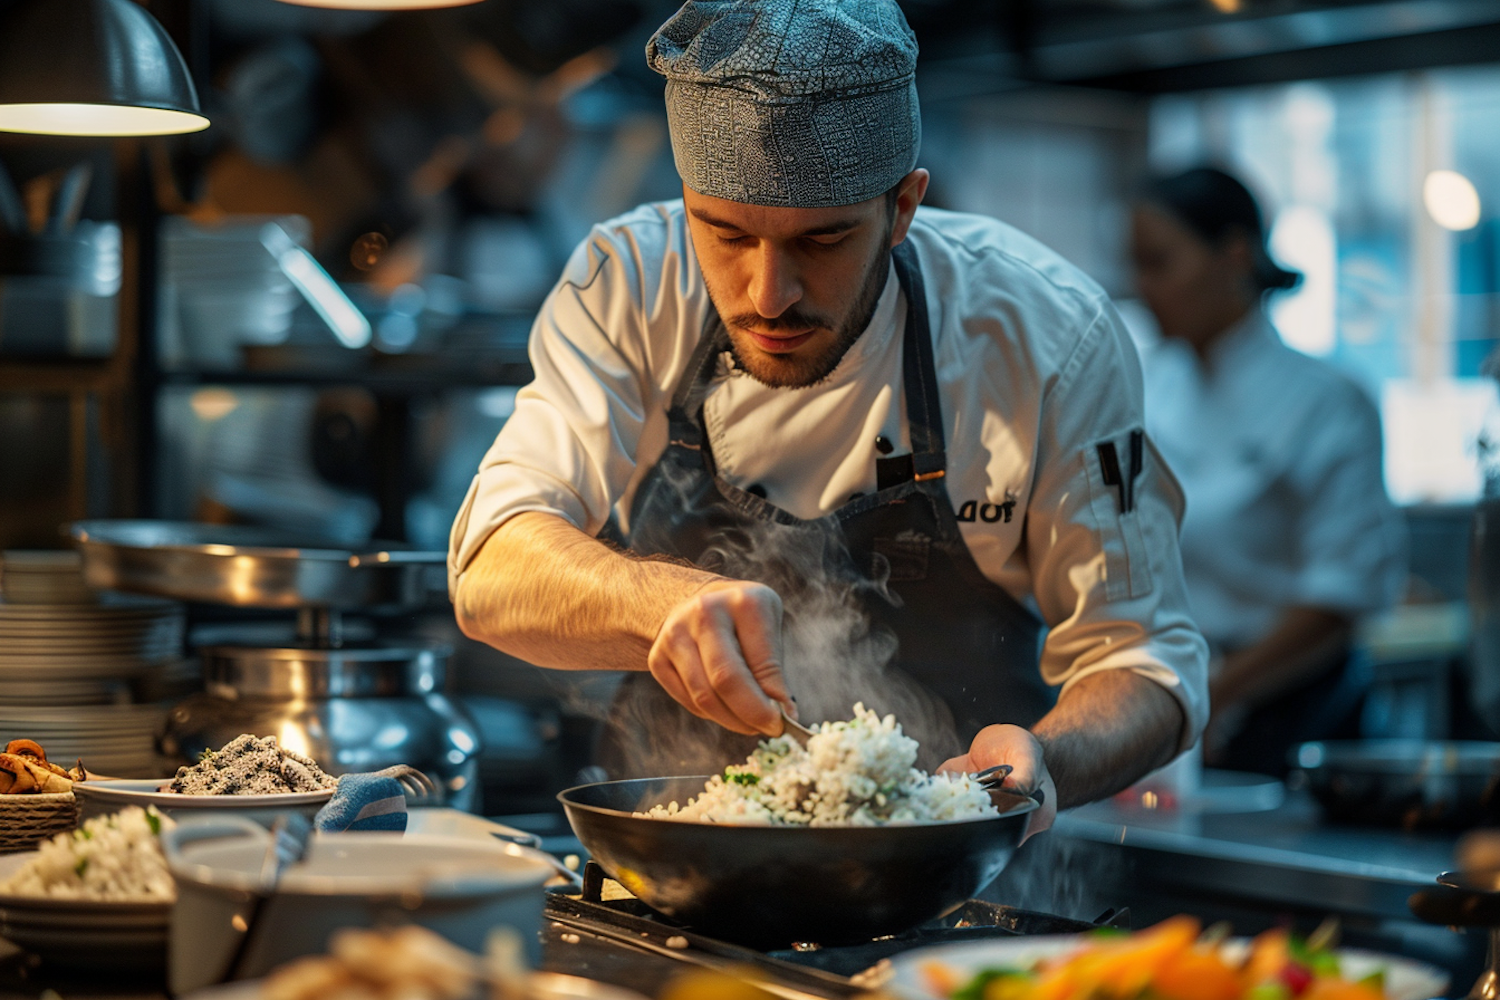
[747,244,803,318]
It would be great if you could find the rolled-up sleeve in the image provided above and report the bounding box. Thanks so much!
[1025,306,1210,753]
[447,229,653,596]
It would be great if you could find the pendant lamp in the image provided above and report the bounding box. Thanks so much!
[274,0,484,8]
[0,0,208,137]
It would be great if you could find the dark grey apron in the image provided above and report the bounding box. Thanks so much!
[598,241,1053,777]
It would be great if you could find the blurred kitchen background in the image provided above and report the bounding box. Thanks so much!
[3,0,1499,812]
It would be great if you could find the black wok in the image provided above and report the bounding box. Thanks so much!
[1290,740,1500,830]
[558,775,1040,947]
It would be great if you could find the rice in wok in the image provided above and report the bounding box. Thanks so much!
[640,703,997,826]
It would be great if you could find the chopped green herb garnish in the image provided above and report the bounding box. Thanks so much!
[73,858,88,877]
[197,747,215,762]
[725,770,760,786]
[145,807,161,836]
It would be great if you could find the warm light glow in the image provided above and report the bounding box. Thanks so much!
[1208,0,1241,11]
[275,0,484,7]
[1424,169,1482,231]
[189,388,240,422]
[0,103,208,136]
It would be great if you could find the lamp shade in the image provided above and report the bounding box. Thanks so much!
[276,0,483,7]
[0,0,208,136]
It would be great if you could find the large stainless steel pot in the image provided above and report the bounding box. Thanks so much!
[558,775,1039,947]
[70,520,443,611]
[1290,739,1500,829]
[161,641,480,811]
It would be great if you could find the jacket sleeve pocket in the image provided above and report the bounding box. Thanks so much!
[1082,432,1155,601]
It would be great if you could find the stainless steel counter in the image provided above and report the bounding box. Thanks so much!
[1056,790,1455,920]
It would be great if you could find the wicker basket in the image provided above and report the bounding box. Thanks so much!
[0,792,78,852]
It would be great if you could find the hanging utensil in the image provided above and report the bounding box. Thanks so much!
[46,162,92,235]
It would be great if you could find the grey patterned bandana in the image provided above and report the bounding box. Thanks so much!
[647,0,920,208]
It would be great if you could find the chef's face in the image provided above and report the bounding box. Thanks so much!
[1130,204,1255,350]
[685,170,929,389]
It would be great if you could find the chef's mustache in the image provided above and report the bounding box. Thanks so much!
[723,308,834,334]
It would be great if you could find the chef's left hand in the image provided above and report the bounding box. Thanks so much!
[938,724,1057,842]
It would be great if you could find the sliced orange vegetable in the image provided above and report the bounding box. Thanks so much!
[1155,946,1244,1000]
[1067,916,1201,997]
[1299,977,1385,1000]
[922,961,963,997]
[1243,928,1293,987]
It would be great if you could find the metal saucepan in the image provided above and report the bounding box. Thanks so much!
[1290,739,1500,830]
[558,775,1040,948]
[70,520,445,612]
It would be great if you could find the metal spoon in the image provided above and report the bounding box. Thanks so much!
[779,705,817,747]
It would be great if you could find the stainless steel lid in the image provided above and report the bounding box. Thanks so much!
[200,642,451,699]
[70,520,444,611]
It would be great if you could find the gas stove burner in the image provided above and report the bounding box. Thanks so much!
[540,862,1129,997]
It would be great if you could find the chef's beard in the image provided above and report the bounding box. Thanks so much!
[717,237,894,390]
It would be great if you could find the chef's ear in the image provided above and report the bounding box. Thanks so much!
[888,169,929,247]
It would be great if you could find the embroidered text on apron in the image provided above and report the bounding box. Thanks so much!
[597,241,1053,778]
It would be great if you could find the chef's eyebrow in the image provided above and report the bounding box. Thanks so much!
[688,207,863,237]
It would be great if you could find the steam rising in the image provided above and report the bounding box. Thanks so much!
[591,459,965,777]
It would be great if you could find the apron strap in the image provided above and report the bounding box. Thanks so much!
[891,240,947,480]
[668,310,729,447]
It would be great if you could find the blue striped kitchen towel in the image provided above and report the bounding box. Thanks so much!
[314,773,408,833]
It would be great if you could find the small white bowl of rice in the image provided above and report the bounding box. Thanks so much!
[0,805,175,969]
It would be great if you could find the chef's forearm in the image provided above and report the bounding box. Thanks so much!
[454,511,720,671]
[1209,607,1352,714]
[1032,669,1184,809]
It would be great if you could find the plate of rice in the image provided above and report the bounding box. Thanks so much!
[559,705,1040,946]
[0,805,175,968]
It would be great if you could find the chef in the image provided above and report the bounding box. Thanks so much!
[449,0,1208,835]
[1131,168,1406,774]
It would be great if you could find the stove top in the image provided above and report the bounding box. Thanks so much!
[538,862,1129,999]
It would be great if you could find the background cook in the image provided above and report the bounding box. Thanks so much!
[1130,167,1407,775]
[449,0,1209,836]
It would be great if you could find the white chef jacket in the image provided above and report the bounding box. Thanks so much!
[1140,310,1407,652]
[450,201,1210,750]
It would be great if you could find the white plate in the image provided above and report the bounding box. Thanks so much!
[885,935,1451,1000]
[182,970,650,1000]
[75,779,334,809]
[0,851,169,969]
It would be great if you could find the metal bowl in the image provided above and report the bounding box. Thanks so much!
[1290,739,1500,829]
[559,775,1038,948]
[70,520,443,611]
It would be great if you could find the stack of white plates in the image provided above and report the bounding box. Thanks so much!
[0,704,166,776]
[0,593,184,777]
[0,594,184,680]
[0,550,95,604]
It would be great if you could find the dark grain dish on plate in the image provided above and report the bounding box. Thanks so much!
[167,735,337,796]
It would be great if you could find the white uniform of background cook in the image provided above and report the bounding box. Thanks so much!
[449,202,1210,752]
[1140,309,1407,656]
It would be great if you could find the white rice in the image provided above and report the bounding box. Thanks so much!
[641,703,998,826]
[0,806,176,902]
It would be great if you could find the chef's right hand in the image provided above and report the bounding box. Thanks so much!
[648,579,793,737]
